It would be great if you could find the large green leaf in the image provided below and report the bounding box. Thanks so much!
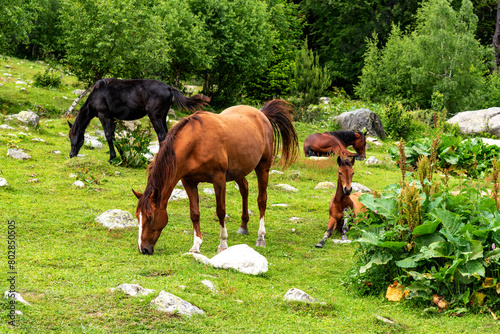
[413,220,440,236]
[458,260,485,278]
[359,194,398,221]
[359,252,393,274]
[395,257,419,268]
[431,208,464,235]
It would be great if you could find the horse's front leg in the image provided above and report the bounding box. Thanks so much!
[98,116,117,162]
[235,178,249,235]
[255,163,270,247]
[316,205,343,248]
[213,175,228,253]
[182,179,202,253]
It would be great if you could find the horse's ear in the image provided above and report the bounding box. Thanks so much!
[67,120,73,129]
[150,188,160,208]
[132,189,143,199]
[350,155,357,166]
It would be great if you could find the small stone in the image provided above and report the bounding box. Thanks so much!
[72,180,84,188]
[58,132,66,137]
[150,291,205,316]
[270,170,284,175]
[16,110,39,128]
[283,288,319,303]
[7,149,31,160]
[95,209,138,229]
[0,124,14,130]
[289,217,302,222]
[15,81,27,85]
[203,188,215,195]
[4,291,30,305]
[292,228,296,232]
[364,156,381,165]
[169,189,188,201]
[84,138,103,149]
[32,137,45,142]
[201,280,217,292]
[271,203,288,207]
[352,182,371,193]
[314,182,336,189]
[114,171,121,176]
[69,173,77,178]
[0,178,8,187]
[276,184,298,192]
[115,284,154,297]
[27,178,39,183]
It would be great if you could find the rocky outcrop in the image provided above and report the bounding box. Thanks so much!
[336,109,386,139]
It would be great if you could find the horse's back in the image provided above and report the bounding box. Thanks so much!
[349,192,365,215]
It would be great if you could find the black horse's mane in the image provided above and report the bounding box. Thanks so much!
[329,130,364,145]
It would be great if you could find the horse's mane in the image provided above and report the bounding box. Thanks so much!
[329,130,364,145]
[139,112,205,210]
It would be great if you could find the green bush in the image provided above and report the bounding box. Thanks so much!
[111,122,155,169]
[347,182,500,313]
[382,102,413,140]
[33,68,61,88]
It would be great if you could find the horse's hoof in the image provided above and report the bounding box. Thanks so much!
[217,247,227,253]
[256,240,266,247]
[315,243,324,248]
[237,227,249,235]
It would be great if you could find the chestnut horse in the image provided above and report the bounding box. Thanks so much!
[304,131,367,160]
[315,156,364,248]
[133,99,298,255]
[68,78,210,162]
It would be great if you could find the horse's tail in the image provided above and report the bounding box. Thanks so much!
[261,99,299,169]
[170,87,211,113]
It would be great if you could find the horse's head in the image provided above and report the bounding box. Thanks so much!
[337,155,355,195]
[352,131,367,161]
[68,121,84,158]
[133,188,168,255]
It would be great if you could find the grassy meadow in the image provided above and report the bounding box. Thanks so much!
[0,57,499,333]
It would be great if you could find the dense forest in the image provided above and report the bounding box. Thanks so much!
[1,0,500,112]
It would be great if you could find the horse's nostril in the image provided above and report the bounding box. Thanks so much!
[141,248,150,255]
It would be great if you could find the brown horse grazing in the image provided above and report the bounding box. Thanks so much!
[304,131,367,160]
[315,156,365,248]
[133,99,298,255]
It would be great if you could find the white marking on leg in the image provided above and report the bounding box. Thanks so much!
[219,226,228,250]
[191,231,203,253]
[258,217,266,241]
[138,213,143,251]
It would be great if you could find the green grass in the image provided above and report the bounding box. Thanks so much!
[0,57,499,333]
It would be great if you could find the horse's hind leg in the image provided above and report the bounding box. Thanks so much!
[255,163,270,247]
[235,178,250,235]
[182,179,203,253]
[213,174,228,253]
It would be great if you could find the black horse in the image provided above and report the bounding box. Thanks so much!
[68,78,210,162]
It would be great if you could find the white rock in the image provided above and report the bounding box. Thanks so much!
[308,156,330,161]
[52,150,61,155]
[479,137,500,148]
[447,108,500,136]
[95,209,138,229]
[15,310,23,315]
[352,182,371,193]
[289,217,302,222]
[201,280,217,292]
[72,180,84,188]
[276,184,298,192]
[364,156,381,165]
[73,89,86,95]
[366,136,382,146]
[203,188,215,195]
[0,124,14,130]
[15,81,27,85]
[4,291,30,305]
[271,203,288,207]
[148,142,160,154]
[270,170,284,175]
[69,173,77,178]
[95,130,105,137]
[58,132,66,137]
[84,138,103,149]
[32,137,45,142]
[143,153,154,161]
[16,110,39,128]
[150,291,204,316]
[169,189,188,201]
[319,97,331,104]
[283,288,319,303]
[115,284,154,297]
[314,181,336,189]
[0,178,8,187]
[7,149,31,160]
[190,244,268,275]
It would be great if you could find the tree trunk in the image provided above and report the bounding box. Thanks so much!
[63,84,93,117]
[493,0,500,72]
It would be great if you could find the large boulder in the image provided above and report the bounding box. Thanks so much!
[447,108,500,136]
[190,244,268,275]
[335,109,386,139]
[16,110,40,128]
